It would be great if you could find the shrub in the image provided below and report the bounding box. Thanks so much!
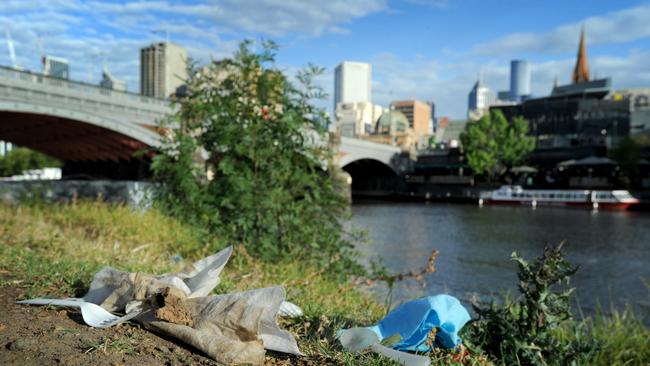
[465,244,593,365]
[152,41,356,268]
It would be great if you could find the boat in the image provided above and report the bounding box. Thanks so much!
[479,185,639,210]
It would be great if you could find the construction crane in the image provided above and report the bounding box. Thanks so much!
[4,29,19,69]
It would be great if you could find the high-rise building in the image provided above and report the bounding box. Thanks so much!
[140,42,188,98]
[100,67,127,92]
[336,102,383,137]
[468,79,493,120]
[510,60,531,101]
[334,61,371,111]
[42,56,69,79]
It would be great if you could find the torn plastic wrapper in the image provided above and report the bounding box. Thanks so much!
[83,245,234,310]
[80,246,303,365]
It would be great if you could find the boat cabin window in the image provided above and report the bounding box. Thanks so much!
[613,191,633,200]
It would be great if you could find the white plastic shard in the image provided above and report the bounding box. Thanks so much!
[278,301,304,318]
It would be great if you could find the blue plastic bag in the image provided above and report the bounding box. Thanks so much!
[348,294,471,352]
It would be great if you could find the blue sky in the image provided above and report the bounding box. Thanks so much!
[1,0,649,119]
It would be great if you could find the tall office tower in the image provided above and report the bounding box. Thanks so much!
[42,56,69,79]
[510,60,531,101]
[333,61,371,111]
[140,42,188,98]
[100,67,127,92]
[467,79,493,120]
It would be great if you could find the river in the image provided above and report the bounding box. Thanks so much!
[351,201,650,317]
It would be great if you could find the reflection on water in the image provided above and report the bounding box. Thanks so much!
[351,201,650,316]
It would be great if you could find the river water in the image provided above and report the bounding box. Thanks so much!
[351,201,650,316]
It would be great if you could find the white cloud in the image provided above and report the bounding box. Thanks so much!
[360,47,650,120]
[367,53,479,119]
[0,0,386,92]
[473,4,650,56]
[403,0,448,9]
[1,1,647,121]
[86,0,387,37]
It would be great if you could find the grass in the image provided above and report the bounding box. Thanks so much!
[1,200,647,365]
[83,335,137,356]
[553,306,650,366]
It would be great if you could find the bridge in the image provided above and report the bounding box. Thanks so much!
[0,66,404,184]
[0,66,167,163]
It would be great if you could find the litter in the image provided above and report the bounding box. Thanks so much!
[339,294,470,354]
[338,327,431,366]
[17,245,303,365]
[15,298,147,328]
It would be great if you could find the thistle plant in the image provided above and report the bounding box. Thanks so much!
[465,244,594,365]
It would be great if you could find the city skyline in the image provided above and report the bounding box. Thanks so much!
[1,0,649,119]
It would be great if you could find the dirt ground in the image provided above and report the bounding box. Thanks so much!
[0,285,224,366]
[0,286,318,366]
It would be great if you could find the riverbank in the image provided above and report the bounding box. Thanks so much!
[0,201,647,365]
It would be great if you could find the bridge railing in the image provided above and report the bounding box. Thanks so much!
[0,66,169,108]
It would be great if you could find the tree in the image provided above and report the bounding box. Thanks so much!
[460,110,535,179]
[612,136,648,170]
[0,147,61,177]
[152,41,354,265]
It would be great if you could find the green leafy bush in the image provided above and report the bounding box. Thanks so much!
[152,41,356,268]
[465,244,593,365]
[0,147,61,177]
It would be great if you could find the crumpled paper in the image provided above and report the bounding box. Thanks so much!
[81,246,303,365]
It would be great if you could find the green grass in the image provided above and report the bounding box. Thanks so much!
[1,200,647,365]
[553,306,650,366]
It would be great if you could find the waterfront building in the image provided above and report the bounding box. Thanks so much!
[391,100,433,149]
[99,67,127,92]
[334,61,371,111]
[336,101,383,137]
[363,109,415,151]
[490,28,650,165]
[467,78,493,120]
[42,55,69,79]
[140,42,188,98]
[497,90,511,101]
[510,60,531,101]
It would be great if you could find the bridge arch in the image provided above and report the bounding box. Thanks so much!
[342,158,399,197]
[0,108,159,162]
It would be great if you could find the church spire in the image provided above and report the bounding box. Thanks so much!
[572,26,590,83]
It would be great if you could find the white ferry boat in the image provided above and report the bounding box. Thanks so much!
[479,185,639,210]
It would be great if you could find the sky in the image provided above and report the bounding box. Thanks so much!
[1,0,649,119]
